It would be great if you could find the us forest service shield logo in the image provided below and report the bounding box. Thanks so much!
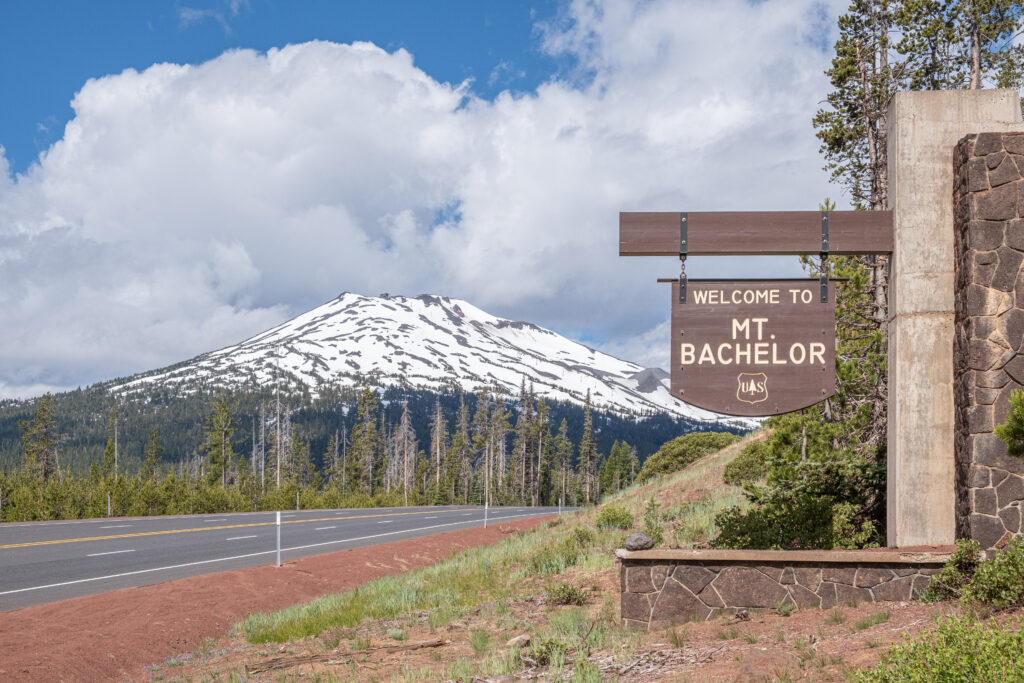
[736,372,768,404]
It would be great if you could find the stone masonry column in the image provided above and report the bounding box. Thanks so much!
[887,90,1023,547]
[953,132,1024,549]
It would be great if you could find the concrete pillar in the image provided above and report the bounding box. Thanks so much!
[887,90,1023,547]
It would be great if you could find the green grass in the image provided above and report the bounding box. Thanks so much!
[239,516,618,644]
[468,628,491,655]
[853,611,890,632]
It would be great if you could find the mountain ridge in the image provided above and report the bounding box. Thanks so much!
[108,292,742,426]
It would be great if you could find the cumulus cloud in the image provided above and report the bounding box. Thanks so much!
[0,0,847,397]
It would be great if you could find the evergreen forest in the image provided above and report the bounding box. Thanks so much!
[0,381,739,521]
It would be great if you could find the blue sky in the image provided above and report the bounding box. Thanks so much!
[1,1,566,173]
[0,0,847,398]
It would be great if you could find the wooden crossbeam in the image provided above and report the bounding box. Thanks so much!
[619,211,893,256]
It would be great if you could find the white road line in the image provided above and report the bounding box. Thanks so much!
[204,518,227,522]
[0,512,551,598]
[87,549,135,557]
[463,513,473,516]
[315,526,336,531]
[99,525,132,529]
[226,535,257,541]
[424,516,437,519]
[377,520,392,524]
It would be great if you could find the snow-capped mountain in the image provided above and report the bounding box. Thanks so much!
[114,293,738,425]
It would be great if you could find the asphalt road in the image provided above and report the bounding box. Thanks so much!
[0,505,563,611]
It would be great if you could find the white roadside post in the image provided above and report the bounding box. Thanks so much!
[484,500,488,529]
[558,497,562,517]
[276,510,281,567]
[107,492,111,517]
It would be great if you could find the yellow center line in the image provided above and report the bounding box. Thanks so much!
[0,509,464,550]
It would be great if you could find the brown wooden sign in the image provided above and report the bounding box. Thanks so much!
[620,211,893,256]
[671,280,837,417]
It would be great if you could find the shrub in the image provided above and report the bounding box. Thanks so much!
[963,536,1024,608]
[529,527,595,574]
[855,615,1024,682]
[636,431,742,482]
[546,582,588,606]
[643,497,665,546]
[921,539,980,602]
[723,441,769,485]
[595,504,633,530]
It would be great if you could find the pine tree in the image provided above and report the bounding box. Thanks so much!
[553,418,573,507]
[349,388,380,495]
[19,393,63,484]
[200,395,237,489]
[101,409,119,481]
[578,391,598,504]
[140,428,163,482]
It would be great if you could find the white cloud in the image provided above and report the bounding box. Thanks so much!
[0,0,847,398]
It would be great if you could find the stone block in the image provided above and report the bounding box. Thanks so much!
[620,592,653,622]
[968,465,991,488]
[711,567,789,609]
[970,513,1008,549]
[969,339,1005,370]
[996,475,1024,508]
[976,132,1006,155]
[818,582,838,610]
[650,579,711,626]
[978,183,1018,220]
[990,156,1020,187]
[625,566,656,593]
[993,469,1010,486]
[974,433,1013,469]
[969,221,1007,251]
[1000,311,1024,352]
[911,575,933,599]
[1005,355,1024,385]
[855,567,896,588]
[822,566,857,585]
[788,584,820,609]
[836,583,874,606]
[976,370,1009,388]
[672,565,715,594]
[974,255,999,286]
[976,386,1001,404]
[995,384,1023,428]
[622,618,648,631]
[993,247,1024,291]
[969,404,995,433]
[758,565,784,582]
[780,567,796,585]
[974,486,998,515]
[696,583,725,608]
[871,575,916,602]
[987,150,1009,169]
[968,158,990,191]
[1007,219,1024,250]
[651,564,669,592]
[1005,134,1024,155]
[972,315,998,339]
[998,505,1022,534]
[793,567,821,592]
[967,283,1002,316]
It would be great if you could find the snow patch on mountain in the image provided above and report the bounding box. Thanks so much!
[114,293,746,426]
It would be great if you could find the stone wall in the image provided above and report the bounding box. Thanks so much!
[953,132,1024,550]
[618,549,948,630]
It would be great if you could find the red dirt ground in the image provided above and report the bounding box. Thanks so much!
[0,516,551,683]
